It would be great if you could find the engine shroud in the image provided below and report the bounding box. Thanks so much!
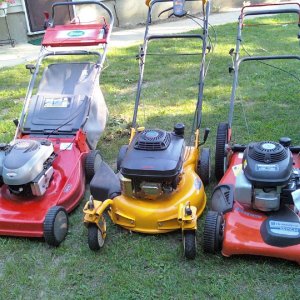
[243,141,293,187]
[121,129,185,181]
[2,139,54,186]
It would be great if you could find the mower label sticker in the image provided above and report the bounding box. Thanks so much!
[98,29,105,39]
[235,207,262,219]
[64,184,72,193]
[60,143,73,150]
[232,164,242,177]
[255,164,279,172]
[194,178,202,190]
[57,29,97,39]
[238,153,243,159]
[269,221,300,237]
[44,97,70,108]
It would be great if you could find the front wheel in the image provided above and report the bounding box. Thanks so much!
[183,230,196,260]
[203,211,224,253]
[88,224,105,251]
[44,206,69,247]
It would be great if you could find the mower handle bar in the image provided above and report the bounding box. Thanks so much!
[241,8,300,19]
[146,33,203,41]
[237,55,300,67]
[148,0,205,8]
[228,55,300,128]
[41,50,102,62]
[241,2,300,14]
[51,1,114,25]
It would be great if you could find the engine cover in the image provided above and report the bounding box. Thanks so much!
[120,129,185,180]
[243,141,293,187]
[2,140,54,185]
[0,143,9,181]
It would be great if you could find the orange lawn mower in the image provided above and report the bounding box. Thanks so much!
[203,2,300,265]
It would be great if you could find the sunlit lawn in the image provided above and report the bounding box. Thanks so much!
[0,14,299,298]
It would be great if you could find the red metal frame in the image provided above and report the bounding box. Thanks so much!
[0,133,89,238]
[219,152,300,265]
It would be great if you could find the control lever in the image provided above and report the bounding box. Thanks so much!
[25,64,36,74]
[229,48,235,73]
[200,128,210,146]
[43,11,50,29]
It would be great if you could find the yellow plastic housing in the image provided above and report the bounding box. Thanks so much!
[108,146,206,233]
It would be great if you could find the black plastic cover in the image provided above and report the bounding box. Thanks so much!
[210,184,234,214]
[90,161,121,201]
[243,141,293,187]
[121,130,185,179]
[23,63,97,134]
[260,206,300,247]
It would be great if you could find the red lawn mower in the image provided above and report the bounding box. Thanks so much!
[0,1,113,246]
[203,2,300,265]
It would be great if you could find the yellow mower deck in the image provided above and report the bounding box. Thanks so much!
[84,146,206,234]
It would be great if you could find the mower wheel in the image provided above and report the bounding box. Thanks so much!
[44,206,69,247]
[117,145,128,172]
[183,230,196,260]
[88,224,105,251]
[203,210,224,253]
[197,147,211,186]
[85,150,102,182]
[215,122,229,181]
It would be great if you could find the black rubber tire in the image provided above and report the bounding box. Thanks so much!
[88,224,105,251]
[183,230,196,260]
[44,206,69,247]
[117,145,128,172]
[85,150,102,182]
[197,147,211,186]
[203,210,224,254]
[215,122,229,181]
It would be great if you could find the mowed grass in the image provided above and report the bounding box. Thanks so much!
[0,14,300,299]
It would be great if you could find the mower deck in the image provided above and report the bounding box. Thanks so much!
[220,151,300,265]
[0,136,87,238]
[108,147,206,234]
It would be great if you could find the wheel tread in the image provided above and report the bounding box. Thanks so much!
[184,231,196,259]
[215,123,228,181]
[198,147,211,186]
[85,150,101,182]
[203,211,220,253]
[44,206,68,247]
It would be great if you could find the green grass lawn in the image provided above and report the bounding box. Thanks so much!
[0,14,299,299]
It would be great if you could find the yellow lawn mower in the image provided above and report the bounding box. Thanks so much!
[83,0,213,259]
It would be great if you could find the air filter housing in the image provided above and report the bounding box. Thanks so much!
[134,129,171,151]
[121,129,185,180]
[243,141,293,187]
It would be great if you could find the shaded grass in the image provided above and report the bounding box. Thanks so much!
[0,14,300,299]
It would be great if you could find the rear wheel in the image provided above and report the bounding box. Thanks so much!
[117,145,128,172]
[197,147,211,186]
[203,211,224,253]
[44,206,68,247]
[88,224,105,251]
[215,123,229,181]
[183,230,196,259]
[85,150,102,182]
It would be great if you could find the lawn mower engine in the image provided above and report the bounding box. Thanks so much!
[119,125,185,200]
[0,140,55,197]
[235,141,300,212]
